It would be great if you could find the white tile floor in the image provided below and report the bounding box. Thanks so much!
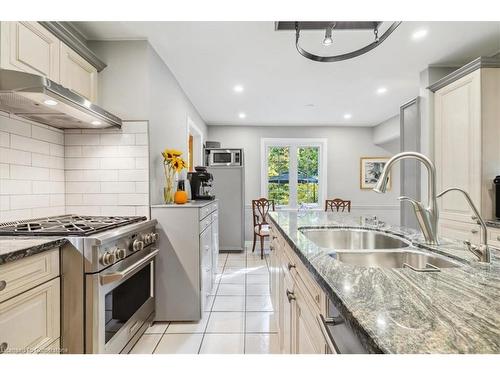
[130,245,279,354]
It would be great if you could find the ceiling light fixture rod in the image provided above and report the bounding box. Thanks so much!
[294,21,402,62]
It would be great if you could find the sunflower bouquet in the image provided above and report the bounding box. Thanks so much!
[162,148,187,203]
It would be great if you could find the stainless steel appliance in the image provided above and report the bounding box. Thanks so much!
[207,148,242,167]
[205,141,221,149]
[187,166,215,200]
[317,299,368,354]
[207,149,245,252]
[0,215,158,354]
[0,69,122,129]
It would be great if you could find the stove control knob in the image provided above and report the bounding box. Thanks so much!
[116,248,126,260]
[151,233,159,243]
[133,239,144,252]
[101,251,116,266]
[143,233,152,245]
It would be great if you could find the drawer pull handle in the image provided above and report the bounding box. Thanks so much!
[471,229,478,234]
[0,342,7,354]
[286,289,296,303]
[287,262,296,271]
[0,280,6,292]
[496,236,500,241]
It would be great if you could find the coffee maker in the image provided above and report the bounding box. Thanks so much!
[188,166,215,200]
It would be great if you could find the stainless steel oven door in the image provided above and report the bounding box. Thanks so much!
[85,247,158,354]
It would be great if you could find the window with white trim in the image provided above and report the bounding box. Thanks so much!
[261,138,327,208]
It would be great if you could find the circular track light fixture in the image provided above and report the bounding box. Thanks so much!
[287,21,402,62]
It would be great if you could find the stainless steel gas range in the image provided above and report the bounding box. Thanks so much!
[0,214,159,354]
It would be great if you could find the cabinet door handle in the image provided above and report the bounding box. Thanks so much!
[286,289,296,303]
[287,262,296,271]
[0,280,6,292]
[471,229,478,234]
[0,342,7,354]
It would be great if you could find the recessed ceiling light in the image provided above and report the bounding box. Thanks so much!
[43,99,58,106]
[233,85,244,93]
[304,104,315,107]
[376,87,387,95]
[91,120,102,126]
[238,112,246,119]
[412,29,428,40]
[343,113,352,119]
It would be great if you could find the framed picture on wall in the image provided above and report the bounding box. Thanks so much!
[360,157,391,190]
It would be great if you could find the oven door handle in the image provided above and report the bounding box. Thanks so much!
[100,249,159,286]
[317,314,339,354]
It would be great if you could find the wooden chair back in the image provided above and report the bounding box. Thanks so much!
[325,198,351,212]
[252,198,275,226]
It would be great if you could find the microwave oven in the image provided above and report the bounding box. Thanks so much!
[207,148,243,166]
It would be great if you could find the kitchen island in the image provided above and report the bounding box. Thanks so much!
[268,210,500,354]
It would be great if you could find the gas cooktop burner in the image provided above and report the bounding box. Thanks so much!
[0,214,147,236]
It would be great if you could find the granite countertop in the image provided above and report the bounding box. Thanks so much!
[269,211,500,354]
[0,237,67,265]
[151,199,218,209]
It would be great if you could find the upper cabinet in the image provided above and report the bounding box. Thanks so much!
[60,43,98,102]
[0,21,100,103]
[432,58,500,229]
[0,21,60,81]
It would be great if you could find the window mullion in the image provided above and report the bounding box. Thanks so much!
[289,145,298,208]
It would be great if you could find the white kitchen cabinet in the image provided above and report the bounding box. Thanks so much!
[0,276,60,354]
[60,43,98,102]
[433,58,500,241]
[152,200,219,321]
[0,21,60,82]
[271,225,327,354]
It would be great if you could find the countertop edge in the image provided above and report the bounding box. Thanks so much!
[0,238,67,265]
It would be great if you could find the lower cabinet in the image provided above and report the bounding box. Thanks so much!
[270,226,328,354]
[0,248,61,354]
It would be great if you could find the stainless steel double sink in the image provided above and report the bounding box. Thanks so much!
[299,228,459,271]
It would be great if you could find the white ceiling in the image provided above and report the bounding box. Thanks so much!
[75,21,500,126]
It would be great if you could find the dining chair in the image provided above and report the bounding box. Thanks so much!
[325,198,351,212]
[252,198,275,259]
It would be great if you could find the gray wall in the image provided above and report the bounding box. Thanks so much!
[89,40,208,205]
[208,125,401,239]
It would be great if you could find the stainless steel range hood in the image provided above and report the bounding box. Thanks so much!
[0,69,121,129]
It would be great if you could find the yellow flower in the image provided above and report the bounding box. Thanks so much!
[171,156,187,172]
[162,148,183,161]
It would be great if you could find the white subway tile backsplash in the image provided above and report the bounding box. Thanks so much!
[100,205,137,216]
[118,193,148,206]
[10,195,50,209]
[135,206,150,218]
[32,206,65,218]
[49,194,65,207]
[11,134,50,155]
[117,145,148,157]
[65,146,82,157]
[65,205,100,216]
[49,169,65,182]
[50,181,65,194]
[65,134,100,146]
[65,158,100,170]
[0,116,31,137]
[65,182,100,194]
[81,194,118,206]
[32,125,64,145]
[135,158,148,169]
[0,209,32,221]
[135,133,148,145]
[10,165,50,181]
[0,164,9,178]
[0,147,31,165]
[31,153,52,168]
[135,182,148,193]
[49,143,64,157]
[81,146,118,158]
[101,182,135,193]
[100,157,135,170]
[119,169,148,182]
[0,180,32,195]
[100,133,135,146]
[0,131,9,147]
[0,196,9,211]
[66,194,83,206]
[32,181,51,194]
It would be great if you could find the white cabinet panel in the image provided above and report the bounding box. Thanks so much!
[439,219,481,244]
[60,43,98,102]
[0,277,60,354]
[0,21,60,81]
